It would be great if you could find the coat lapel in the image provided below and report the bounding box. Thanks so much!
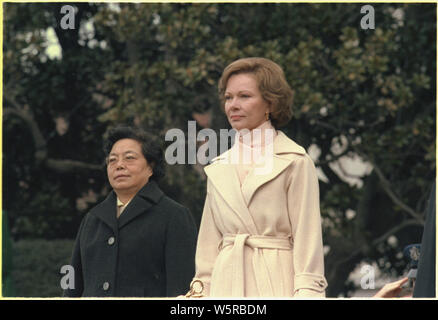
[240,131,306,206]
[93,192,119,234]
[205,149,259,234]
[118,180,164,230]
[204,131,306,233]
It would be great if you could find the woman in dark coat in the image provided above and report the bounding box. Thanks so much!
[64,126,197,297]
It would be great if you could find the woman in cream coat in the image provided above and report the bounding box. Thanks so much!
[187,58,327,298]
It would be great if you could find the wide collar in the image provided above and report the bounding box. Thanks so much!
[204,131,305,233]
[92,180,164,232]
[210,131,305,161]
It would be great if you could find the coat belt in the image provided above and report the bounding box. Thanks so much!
[219,233,293,296]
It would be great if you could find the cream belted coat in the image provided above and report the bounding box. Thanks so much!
[191,131,328,297]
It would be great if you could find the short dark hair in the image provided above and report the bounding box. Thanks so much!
[103,126,165,181]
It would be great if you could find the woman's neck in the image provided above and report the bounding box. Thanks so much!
[237,120,277,148]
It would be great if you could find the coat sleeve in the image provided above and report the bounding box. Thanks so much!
[164,206,198,297]
[287,154,328,297]
[63,214,87,297]
[189,180,223,297]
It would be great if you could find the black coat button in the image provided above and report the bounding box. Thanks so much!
[103,282,110,291]
[108,237,115,245]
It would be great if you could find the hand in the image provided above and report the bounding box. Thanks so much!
[373,277,410,298]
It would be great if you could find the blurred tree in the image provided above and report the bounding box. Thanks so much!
[3,3,109,238]
[2,210,16,296]
[3,3,435,297]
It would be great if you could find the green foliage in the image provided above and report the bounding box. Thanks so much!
[10,239,74,297]
[4,2,109,239]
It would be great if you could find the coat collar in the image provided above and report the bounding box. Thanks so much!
[210,131,305,162]
[92,180,164,232]
[205,131,306,223]
[273,131,306,155]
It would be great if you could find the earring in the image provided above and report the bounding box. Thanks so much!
[265,112,270,121]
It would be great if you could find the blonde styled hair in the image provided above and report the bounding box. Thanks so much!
[218,57,293,128]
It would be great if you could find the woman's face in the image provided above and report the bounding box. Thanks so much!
[224,73,271,131]
[106,138,153,197]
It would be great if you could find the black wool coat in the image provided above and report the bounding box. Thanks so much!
[64,180,198,297]
[413,182,436,298]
